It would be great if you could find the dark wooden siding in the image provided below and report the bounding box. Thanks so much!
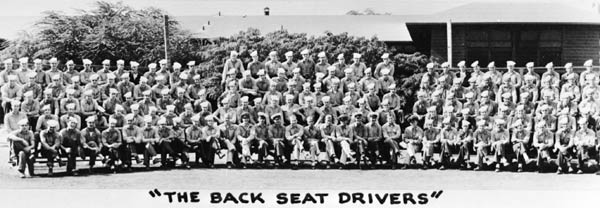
[417,23,600,67]
[562,25,600,65]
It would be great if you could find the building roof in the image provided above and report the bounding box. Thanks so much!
[406,2,600,24]
[178,15,413,42]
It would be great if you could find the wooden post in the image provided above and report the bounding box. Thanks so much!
[447,19,452,66]
[164,15,169,63]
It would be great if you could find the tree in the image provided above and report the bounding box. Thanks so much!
[5,1,201,66]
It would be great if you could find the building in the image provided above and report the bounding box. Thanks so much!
[406,2,600,67]
[177,2,600,67]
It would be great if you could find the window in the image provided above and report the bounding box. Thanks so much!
[465,26,563,66]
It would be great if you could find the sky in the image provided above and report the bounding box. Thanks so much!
[0,0,598,39]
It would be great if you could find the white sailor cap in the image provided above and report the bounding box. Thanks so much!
[130,61,139,67]
[426,63,434,68]
[564,62,573,68]
[487,61,495,68]
[381,53,389,59]
[33,59,42,64]
[187,61,196,66]
[545,62,554,68]
[148,63,157,69]
[353,53,361,59]
[285,51,293,57]
[250,51,258,56]
[584,59,593,67]
[172,62,182,69]
[159,59,167,64]
[318,52,326,58]
[47,120,59,127]
[18,119,29,126]
[526,62,534,67]
[19,57,29,63]
[457,60,465,67]
[49,58,58,63]
[470,61,479,67]
[506,60,515,66]
[102,59,110,65]
[301,49,309,55]
[230,51,238,56]
[441,62,450,68]
[116,59,125,64]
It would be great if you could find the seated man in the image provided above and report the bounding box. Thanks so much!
[382,112,401,169]
[532,120,555,173]
[219,113,240,168]
[39,120,63,176]
[490,119,510,172]
[59,117,83,175]
[365,112,383,168]
[101,118,125,173]
[456,120,473,169]
[202,115,222,168]
[439,117,458,170]
[335,115,354,169]
[139,116,159,169]
[303,115,323,169]
[401,115,423,167]
[285,114,304,169]
[422,119,440,169]
[185,115,204,165]
[555,117,574,174]
[7,119,35,178]
[80,116,103,173]
[236,112,255,168]
[473,120,491,171]
[252,113,270,167]
[511,119,531,172]
[122,114,141,171]
[573,118,596,174]
[268,113,287,168]
[156,118,189,169]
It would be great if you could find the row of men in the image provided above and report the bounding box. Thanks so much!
[8,105,600,178]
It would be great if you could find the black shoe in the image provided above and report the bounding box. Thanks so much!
[226,162,233,169]
[48,168,53,176]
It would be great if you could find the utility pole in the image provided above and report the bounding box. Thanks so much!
[163,15,169,63]
[447,19,452,66]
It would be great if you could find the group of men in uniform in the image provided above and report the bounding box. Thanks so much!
[3,49,599,178]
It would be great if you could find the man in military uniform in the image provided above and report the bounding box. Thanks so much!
[511,119,530,172]
[298,49,315,80]
[253,113,270,167]
[80,116,103,173]
[532,120,554,173]
[219,114,240,168]
[236,113,255,168]
[7,119,35,178]
[266,113,287,168]
[285,115,304,169]
[439,117,458,170]
[247,51,265,78]
[473,120,491,171]
[374,53,394,79]
[382,113,401,169]
[365,112,383,168]
[573,118,596,174]
[315,52,330,76]
[102,118,123,172]
[39,120,62,176]
[60,117,82,175]
[422,119,440,169]
[555,118,574,174]
[319,114,337,169]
